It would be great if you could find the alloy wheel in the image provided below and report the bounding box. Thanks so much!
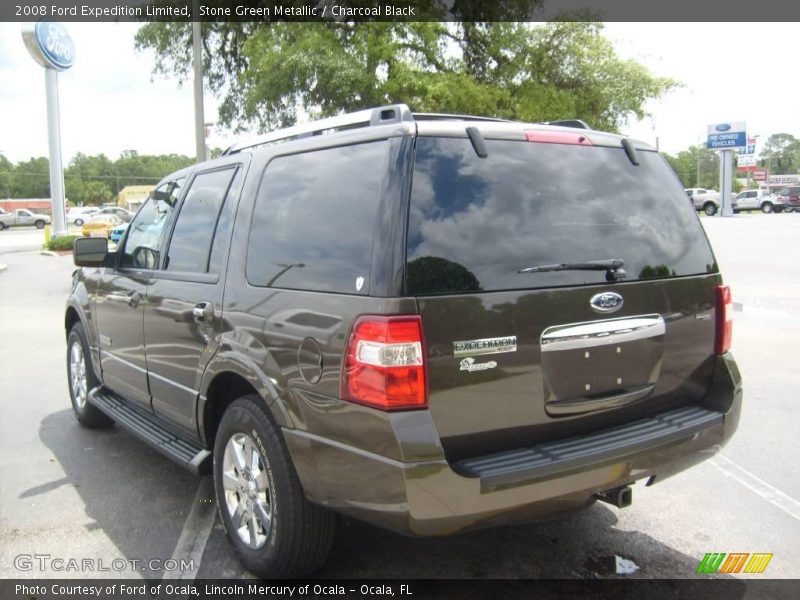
[69,340,88,408]
[222,432,273,549]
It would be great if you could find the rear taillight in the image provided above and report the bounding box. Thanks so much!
[341,316,428,411]
[715,284,733,354]
[524,130,593,145]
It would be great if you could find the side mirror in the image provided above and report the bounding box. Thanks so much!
[74,237,109,267]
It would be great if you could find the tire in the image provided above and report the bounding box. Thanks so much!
[67,322,114,428]
[214,395,335,578]
[0,222,6,231]
[784,208,794,214]
[703,202,717,216]
[35,220,46,229]
[761,202,773,214]
[75,219,84,226]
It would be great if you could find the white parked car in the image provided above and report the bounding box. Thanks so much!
[66,206,98,226]
[732,189,782,214]
[684,188,720,216]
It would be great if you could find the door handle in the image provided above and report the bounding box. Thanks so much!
[107,291,140,307]
[192,302,214,323]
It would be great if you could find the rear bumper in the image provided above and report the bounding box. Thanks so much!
[284,353,742,536]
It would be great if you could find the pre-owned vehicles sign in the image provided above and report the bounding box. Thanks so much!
[707,122,746,150]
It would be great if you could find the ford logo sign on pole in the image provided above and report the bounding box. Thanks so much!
[707,122,746,218]
[21,22,75,238]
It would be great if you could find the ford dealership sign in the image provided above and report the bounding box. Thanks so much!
[22,22,75,71]
[707,121,746,150]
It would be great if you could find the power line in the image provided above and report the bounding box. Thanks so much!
[8,172,162,181]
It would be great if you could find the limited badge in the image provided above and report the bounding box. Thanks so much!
[460,357,497,372]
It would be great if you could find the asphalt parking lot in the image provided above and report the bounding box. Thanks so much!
[0,215,799,581]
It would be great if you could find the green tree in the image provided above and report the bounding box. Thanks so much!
[84,181,113,205]
[664,145,718,189]
[0,154,13,198]
[759,133,799,175]
[10,157,50,198]
[135,20,676,133]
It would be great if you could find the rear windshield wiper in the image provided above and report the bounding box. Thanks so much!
[518,259,626,282]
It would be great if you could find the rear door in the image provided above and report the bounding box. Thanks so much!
[144,160,246,434]
[741,191,757,210]
[407,133,721,461]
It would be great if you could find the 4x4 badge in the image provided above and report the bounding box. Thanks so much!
[460,357,497,372]
[590,292,624,313]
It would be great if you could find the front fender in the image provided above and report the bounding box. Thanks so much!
[66,269,101,377]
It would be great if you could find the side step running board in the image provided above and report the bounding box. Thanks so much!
[88,387,211,474]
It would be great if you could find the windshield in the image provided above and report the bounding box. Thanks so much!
[406,137,717,295]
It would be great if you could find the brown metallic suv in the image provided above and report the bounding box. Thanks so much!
[66,105,742,578]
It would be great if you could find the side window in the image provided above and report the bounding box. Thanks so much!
[120,195,177,269]
[246,141,389,294]
[208,169,243,274]
[165,168,237,273]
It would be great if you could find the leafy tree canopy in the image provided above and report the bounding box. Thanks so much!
[1,152,195,204]
[759,133,799,175]
[663,145,720,190]
[135,17,677,133]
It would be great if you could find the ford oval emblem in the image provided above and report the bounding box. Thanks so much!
[715,123,732,132]
[35,22,75,71]
[590,292,624,313]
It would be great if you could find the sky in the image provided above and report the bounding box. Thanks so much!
[0,21,798,164]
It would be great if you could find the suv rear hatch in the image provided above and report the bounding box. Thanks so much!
[406,126,722,461]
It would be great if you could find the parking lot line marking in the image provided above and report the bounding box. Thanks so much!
[163,476,216,580]
[710,454,800,521]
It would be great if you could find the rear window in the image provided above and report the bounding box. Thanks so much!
[246,141,390,294]
[406,137,716,295]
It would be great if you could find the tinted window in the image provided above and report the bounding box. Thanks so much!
[166,168,237,273]
[246,141,389,294]
[407,137,716,295]
[208,169,243,274]
[121,196,176,269]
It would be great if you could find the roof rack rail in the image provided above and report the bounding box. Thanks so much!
[543,119,591,130]
[413,112,513,123]
[223,104,413,155]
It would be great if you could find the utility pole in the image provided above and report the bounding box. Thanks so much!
[192,0,206,164]
[696,135,702,187]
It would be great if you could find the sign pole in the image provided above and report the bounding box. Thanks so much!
[22,22,75,239]
[707,121,746,218]
[720,150,734,217]
[44,68,67,237]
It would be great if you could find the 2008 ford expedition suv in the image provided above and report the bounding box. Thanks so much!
[65,105,742,578]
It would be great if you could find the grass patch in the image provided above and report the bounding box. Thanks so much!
[45,235,80,252]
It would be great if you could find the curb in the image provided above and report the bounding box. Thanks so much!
[40,250,58,257]
[0,263,6,273]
